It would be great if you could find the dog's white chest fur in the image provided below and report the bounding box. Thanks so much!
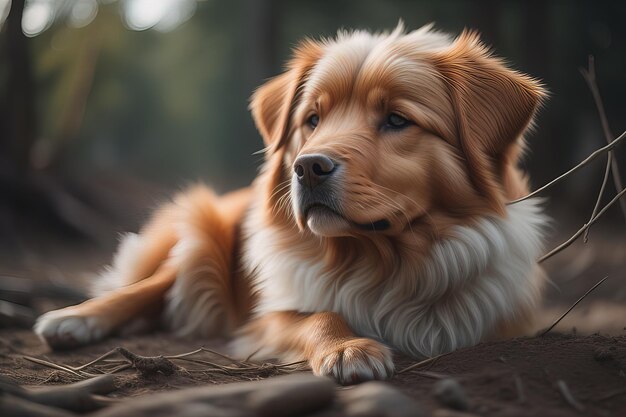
[243,199,547,358]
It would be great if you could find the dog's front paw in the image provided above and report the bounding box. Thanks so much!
[34,308,110,349]
[312,338,394,385]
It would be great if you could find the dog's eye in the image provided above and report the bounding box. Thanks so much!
[384,113,410,130]
[307,114,320,129]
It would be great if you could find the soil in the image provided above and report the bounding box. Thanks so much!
[1,199,625,416]
[1,329,625,416]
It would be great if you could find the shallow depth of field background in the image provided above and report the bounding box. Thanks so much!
[1,0,625,317]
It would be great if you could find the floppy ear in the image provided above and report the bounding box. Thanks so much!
[432,31,546,213]
[250,40,323,152]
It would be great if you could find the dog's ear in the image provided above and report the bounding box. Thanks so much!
[250,40,323,152]
[432,31,546,213]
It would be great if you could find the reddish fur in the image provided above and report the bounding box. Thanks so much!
[37,27,546,382]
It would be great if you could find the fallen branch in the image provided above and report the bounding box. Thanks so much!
[0,394,76,417]
[0,374,115,413]
[539,276,609,336]
[0,299,36,327]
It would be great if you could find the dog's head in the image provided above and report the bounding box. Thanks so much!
[251,24,545,238]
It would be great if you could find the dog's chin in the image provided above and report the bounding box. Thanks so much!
[305,206,351,237]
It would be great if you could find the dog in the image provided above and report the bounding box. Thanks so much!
[35,23,548,385]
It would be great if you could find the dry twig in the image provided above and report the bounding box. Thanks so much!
[580,55,626,223]
[510,58,626,263]
[584,154,612,243]
[539,187,626,263]
[539,276,609,336]
[509,129,626,205]
[397,352,451,374]
[115,347,178,377]
[22,346,308,381]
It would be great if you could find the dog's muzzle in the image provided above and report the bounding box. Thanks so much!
[291,154,390,234]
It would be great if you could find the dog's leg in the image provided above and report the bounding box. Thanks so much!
[234,311,394,385]
[35,186,252,349]
[161,187,252,337]
[34,263,177,349]
[33,199,180,349]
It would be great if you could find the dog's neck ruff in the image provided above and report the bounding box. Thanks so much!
[242,198,547,358]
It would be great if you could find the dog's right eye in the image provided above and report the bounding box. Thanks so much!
[384,113,411,130]
[307,114,319,129]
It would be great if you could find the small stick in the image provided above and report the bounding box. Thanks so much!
[539,187,626,263]
[244,347,263,362]
[24,345,308,382]
[115,347,178,377]
[164,348,204,359]
[200,347,245,363]
[581,55,626,223]
[167,356,233,370]
[557,379,585,412]
[22,356,84,377]
[583,153,612,242]
[397,352,451,374]
[104,363,132,374]
[412,370,448,379]
[539,276,609,336]
[71,349,124,371]
[509,129,626,204]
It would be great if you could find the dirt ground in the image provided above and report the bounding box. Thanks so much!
[1,202,625,416]
[1,330,625,416]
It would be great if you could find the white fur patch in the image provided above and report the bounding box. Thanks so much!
[34,309,111,348]
[317,344,394,385]
[90,232,145,296]
[243,198,547,358]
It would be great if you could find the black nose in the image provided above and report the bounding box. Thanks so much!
[293,154,336,188]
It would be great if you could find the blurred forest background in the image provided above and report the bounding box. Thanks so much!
[0,0,625,270]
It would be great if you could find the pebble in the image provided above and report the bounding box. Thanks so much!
[248,374,335,417]
[432,378,469,411]
[338,382,425,417]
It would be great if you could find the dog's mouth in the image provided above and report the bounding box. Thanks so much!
[304,204,390,235]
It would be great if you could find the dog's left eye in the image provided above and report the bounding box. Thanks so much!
[307,114,320,129]
[384,113,410,130]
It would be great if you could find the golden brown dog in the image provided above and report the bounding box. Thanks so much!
[35,24,548,385]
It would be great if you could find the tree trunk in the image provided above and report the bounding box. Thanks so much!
[0,0,37,179]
